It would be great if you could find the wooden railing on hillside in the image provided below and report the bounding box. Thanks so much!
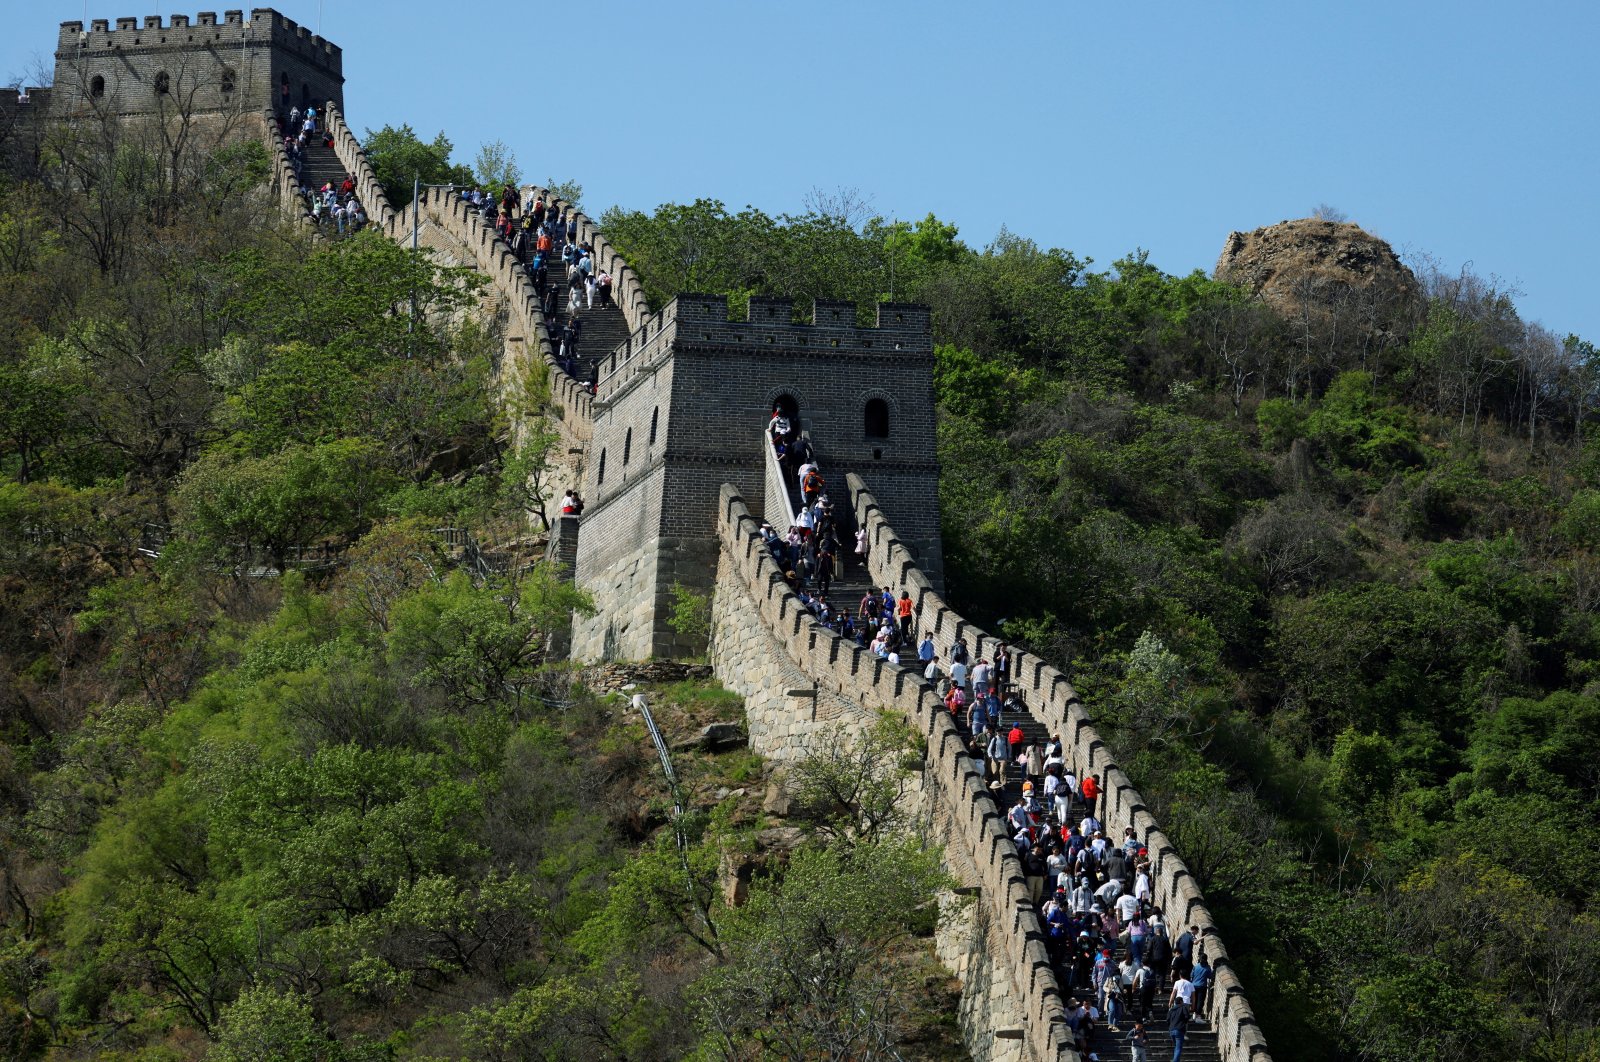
[847,473,1272,1062]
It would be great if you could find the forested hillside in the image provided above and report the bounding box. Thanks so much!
[600,198,1600,1061]
[0,118,965,1061]
[1,98,1598,1062]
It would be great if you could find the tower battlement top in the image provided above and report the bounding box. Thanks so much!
[57,9,341,66]
[594,294,931,405]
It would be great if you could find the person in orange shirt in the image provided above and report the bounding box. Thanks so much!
[896,590,914,641]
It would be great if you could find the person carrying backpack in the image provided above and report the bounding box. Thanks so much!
[802,466,825,507]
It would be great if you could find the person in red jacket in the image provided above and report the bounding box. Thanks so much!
[1082,774,1101,819]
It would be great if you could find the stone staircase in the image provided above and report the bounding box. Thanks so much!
[518,225,631,389]
[828,466,1224,1062]
[297,132,351,197]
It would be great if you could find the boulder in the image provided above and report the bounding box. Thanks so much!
[1215,218,1421,332]
[699,722,747,753]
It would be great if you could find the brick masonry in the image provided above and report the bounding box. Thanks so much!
[50,9,342,119]
[572,292,942,660]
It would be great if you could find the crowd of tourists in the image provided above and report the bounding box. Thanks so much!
[465,186,613,389]
[759,408,1215,1062]
[280,106,369,236]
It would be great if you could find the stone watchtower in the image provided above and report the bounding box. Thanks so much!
[49,9,342,118]
[570,295,941,661]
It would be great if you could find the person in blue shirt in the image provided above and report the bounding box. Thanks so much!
[1189,954,1212,1026]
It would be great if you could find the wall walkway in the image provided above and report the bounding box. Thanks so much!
[714,484,1079,1062]
[847,474,1272,1062]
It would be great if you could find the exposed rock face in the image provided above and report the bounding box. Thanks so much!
[1216,218,1421,325]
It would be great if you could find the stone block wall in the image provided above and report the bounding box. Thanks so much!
[848,474,1273,1062]
[361,183,595,479]
[260,107,309,223]
[51,9,342,118]
[573,293,942,660]
[715,485,1077,1062]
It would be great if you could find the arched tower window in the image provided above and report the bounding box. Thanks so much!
[90,75,105,99]
[649,407,658,445]
[864,397,890,438]
[220,67,236,94]
[153,71,170,95]
[624,428,633,466]
[597,449,607,486]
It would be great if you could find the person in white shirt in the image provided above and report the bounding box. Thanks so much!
[949,659,968,691]
[1170,975,1195,1008]
[1135,868,1152,903]
[1116,891,1140,922]
[971,658,992,696]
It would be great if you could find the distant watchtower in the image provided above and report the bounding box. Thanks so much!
[50,8,342,118]
[571,295,941,661]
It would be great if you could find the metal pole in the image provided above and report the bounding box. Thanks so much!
[409,174,419,357]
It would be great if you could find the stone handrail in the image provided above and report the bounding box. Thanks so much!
[521,184,652,332]
[260,108,311,225]
[396,188,595,446]
[847,474,1272,1062]
[323,102,396,229]
[717,484,1078,1062]
[763,431,797,533]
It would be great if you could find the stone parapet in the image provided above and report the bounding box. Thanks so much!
[847,474,1273,1062]
[323,102,393,230]
[384,186,595,465]
[260,107,310,225]
[716,484,1077,1062]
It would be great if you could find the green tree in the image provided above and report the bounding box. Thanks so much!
[694,839,949,1061]
[173,438,393,572]
[211,985,345,1062]
[360,124,472,208]
[472,139,521,192]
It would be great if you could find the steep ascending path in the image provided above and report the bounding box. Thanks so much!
[760,435,1233,1062]
[848,474,1271,1062]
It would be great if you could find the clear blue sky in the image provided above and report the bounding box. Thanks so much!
[8,1,1597,341]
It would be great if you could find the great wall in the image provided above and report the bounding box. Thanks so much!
[9,11,1274,1062]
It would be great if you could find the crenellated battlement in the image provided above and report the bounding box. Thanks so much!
[50,8,343,117]
[58,10,340,65]
[595,294,931,405]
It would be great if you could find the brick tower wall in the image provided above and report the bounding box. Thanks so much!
[50,9,342,118]
[571,293,941,661]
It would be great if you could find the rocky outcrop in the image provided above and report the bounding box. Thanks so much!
[1216,217,1421,326]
